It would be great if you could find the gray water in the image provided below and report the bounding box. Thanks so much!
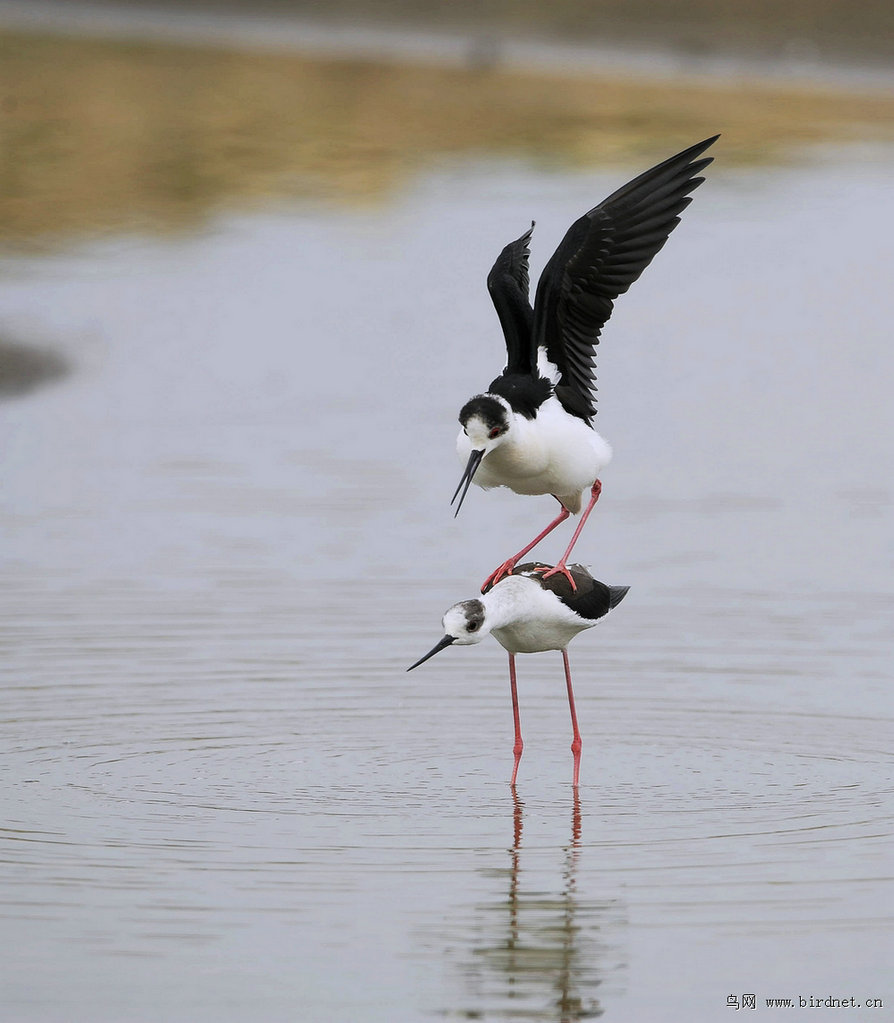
[2,152,893,1020]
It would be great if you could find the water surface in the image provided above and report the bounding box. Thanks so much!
[1,118,892,1019]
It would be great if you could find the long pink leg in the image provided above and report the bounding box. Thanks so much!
[541,480,602,591]
[508,653,524,787]
[482,501,570,593]
[562,649,582,788]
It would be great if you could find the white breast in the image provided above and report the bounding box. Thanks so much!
[463,398,612,512]
[483,575,594,653]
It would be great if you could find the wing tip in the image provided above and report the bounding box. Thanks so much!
[691,133,721,154]
[684,135,720,171]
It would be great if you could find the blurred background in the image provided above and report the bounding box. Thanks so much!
[0,0,893,250]
[1,2,892,1022]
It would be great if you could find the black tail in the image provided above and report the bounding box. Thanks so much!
[608,586,630,610]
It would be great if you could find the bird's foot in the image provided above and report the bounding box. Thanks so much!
[481,558,518,593]
[538,562,577,592]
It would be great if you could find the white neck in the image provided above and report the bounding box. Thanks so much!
[480,576,539,631]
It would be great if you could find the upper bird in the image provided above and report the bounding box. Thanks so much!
[452,135,718,592]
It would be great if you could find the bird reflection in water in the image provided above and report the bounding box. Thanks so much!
[451,790,621,1021]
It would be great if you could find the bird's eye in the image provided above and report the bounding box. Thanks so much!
[467,621,479,632]
[488,426,502,439]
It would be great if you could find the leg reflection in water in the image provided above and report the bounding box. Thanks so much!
[445,789,625,1021]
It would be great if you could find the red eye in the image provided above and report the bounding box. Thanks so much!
[488,427,501,439]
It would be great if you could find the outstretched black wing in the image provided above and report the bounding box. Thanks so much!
[532,135,719,421]
[487,222,536,376]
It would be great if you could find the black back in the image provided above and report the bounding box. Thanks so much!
[484,561,630,622]
[487,372,552,419]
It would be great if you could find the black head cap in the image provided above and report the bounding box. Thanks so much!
[458,394,509,431]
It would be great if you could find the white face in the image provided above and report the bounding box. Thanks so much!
[463,414,509,454]
[442,600,488,645]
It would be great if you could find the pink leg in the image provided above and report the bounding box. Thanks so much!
[562,649,582,788]
[508,653,524,787]
[482,500,570,593]
[541,480,602,591]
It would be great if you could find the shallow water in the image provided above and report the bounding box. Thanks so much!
[2,147,893,1020]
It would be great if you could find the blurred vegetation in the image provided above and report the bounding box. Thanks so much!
[114,0,894,65]
[0,27,893,246]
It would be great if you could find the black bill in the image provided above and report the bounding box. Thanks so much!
[407,635,455,672]
[450,449,484,517]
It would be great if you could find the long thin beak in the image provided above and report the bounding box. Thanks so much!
[407,635,455,671]
[450,449,484,517]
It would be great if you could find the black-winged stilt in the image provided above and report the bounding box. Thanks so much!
[451,136,718,592]
[407,562,629,787]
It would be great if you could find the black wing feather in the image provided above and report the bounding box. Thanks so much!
[487,222,536,376]
[532,136,718,421]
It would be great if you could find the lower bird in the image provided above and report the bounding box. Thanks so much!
[407,562,629,787]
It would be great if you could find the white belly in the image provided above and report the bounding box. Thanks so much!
[461,399,612,513]
[491,618,589,653]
